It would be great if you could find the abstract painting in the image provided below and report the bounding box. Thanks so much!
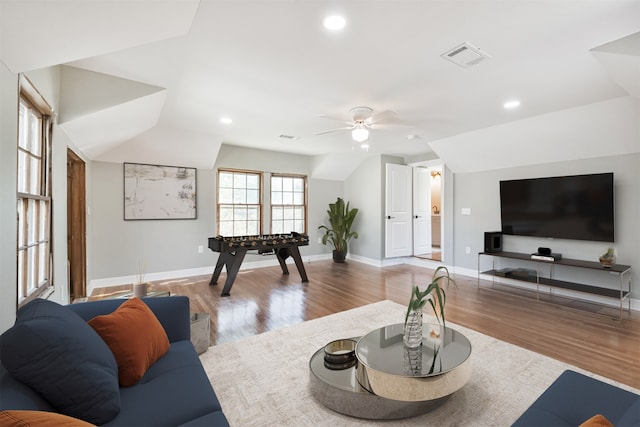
[124,163,197,220]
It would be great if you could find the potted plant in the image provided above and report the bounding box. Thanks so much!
[599,247,616,268]
[318,197,359,263]
[403,266,455,348]
[133,259,149,297]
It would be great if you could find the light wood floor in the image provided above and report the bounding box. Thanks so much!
[91,259,640,389]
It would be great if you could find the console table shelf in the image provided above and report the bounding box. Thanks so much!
[478,251,632,318]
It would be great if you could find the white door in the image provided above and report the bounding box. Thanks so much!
[385,164,412,258]
[413,167,431,255]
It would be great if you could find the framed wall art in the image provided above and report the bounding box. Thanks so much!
[124,162,197,220]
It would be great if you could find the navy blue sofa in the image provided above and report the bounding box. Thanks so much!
[512,370,640,427]
[0,296,229,426]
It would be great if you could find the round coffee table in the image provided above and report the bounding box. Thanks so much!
[308,323,472,419]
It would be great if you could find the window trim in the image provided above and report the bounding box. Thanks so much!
[269,173,308,235]
[17,77,54,307]
[216,168,264,236]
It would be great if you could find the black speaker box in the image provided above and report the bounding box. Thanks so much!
[538,247,551,256]
[484,232,502,253]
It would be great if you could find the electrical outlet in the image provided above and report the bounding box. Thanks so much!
[317,237,322,244]
[198,245,203,253]
[465,246,471,254]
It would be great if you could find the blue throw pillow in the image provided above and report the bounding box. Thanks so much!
[0,299,120,424]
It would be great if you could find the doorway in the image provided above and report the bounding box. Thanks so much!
[424,166,442,261]
[67,149,86,300]
[411,161,444,262]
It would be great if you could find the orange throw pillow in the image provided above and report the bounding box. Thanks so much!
[89,298,170,386]
[579,414,615,427]
[0,410,96,426]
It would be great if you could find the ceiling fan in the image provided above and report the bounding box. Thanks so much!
[316,106,411,144]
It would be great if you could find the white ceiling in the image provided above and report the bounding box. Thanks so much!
[1,0,639,174]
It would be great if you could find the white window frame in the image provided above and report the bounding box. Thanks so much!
[270,174,307,235]
[217,169,263,236]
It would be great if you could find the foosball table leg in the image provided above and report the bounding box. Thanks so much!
[276,248,291,275]
[276,246,308,282]
[289,246,309,282]
[209,250,248,296]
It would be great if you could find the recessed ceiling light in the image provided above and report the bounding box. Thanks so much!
[323,15,346,31]
[503,100,521,110]
[220,117,233,124]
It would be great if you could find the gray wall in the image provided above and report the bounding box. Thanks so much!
[90,144,343,282]
[0,65,79,331]
[24,67,94,306]
[0,62,19,332]
[344,155,383,260]
[91,162,218,279]
[452,153,639,294]
[343,154,404,261]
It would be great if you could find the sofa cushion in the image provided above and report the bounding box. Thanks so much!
[0,364,55,412]
[0,410,96,427]
[512,370,640,427]
[177,411,230,426]
[101,341,227,427]
[618,399,640,426]
[89,297,170,387]
[579,414,615,427]
[0,299,120,425]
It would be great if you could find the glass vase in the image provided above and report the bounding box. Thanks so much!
[403,345,423,375]
[403,309,423,348]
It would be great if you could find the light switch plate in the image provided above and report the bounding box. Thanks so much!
[461,208,471,215]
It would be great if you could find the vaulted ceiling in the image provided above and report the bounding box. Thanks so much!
[1,0,638,176]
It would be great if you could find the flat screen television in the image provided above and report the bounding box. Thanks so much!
[499,173,614,242]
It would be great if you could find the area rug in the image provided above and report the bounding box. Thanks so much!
[199,300,638,426]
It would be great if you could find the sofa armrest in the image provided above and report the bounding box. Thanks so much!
[67,296,191,342]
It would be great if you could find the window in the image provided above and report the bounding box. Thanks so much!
[17,81,53,306]
[271,174,306,234]
[217,169,261,236]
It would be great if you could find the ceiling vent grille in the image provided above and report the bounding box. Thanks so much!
[441,42,491,68]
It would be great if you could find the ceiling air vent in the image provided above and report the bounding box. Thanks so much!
[441,42,491,68]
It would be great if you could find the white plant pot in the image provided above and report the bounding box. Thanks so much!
[133,282,148,298]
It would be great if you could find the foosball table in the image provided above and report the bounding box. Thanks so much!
[207,232,310,296]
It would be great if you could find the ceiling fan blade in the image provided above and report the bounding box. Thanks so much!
[319,115,352,126]
[316,126,353,136]
[370,123,413,130]
[368,110,399,125]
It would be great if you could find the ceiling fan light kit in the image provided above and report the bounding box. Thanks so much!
[317,105,410,148]
[351,127,369,142]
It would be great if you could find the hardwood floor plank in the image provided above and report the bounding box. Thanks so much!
[91,260,640,389]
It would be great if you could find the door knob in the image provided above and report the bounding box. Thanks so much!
[386,215,395,219]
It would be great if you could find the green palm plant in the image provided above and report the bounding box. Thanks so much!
[318,197,359,259]
[405,266,455,328]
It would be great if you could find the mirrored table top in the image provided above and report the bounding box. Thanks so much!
[355,323,472,378]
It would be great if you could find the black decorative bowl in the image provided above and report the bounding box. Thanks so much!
[323,338,358,369]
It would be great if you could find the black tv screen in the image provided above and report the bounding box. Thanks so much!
[500,173,614,242]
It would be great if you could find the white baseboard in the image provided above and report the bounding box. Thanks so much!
[88,253,332,295]
[89,255,638,312]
